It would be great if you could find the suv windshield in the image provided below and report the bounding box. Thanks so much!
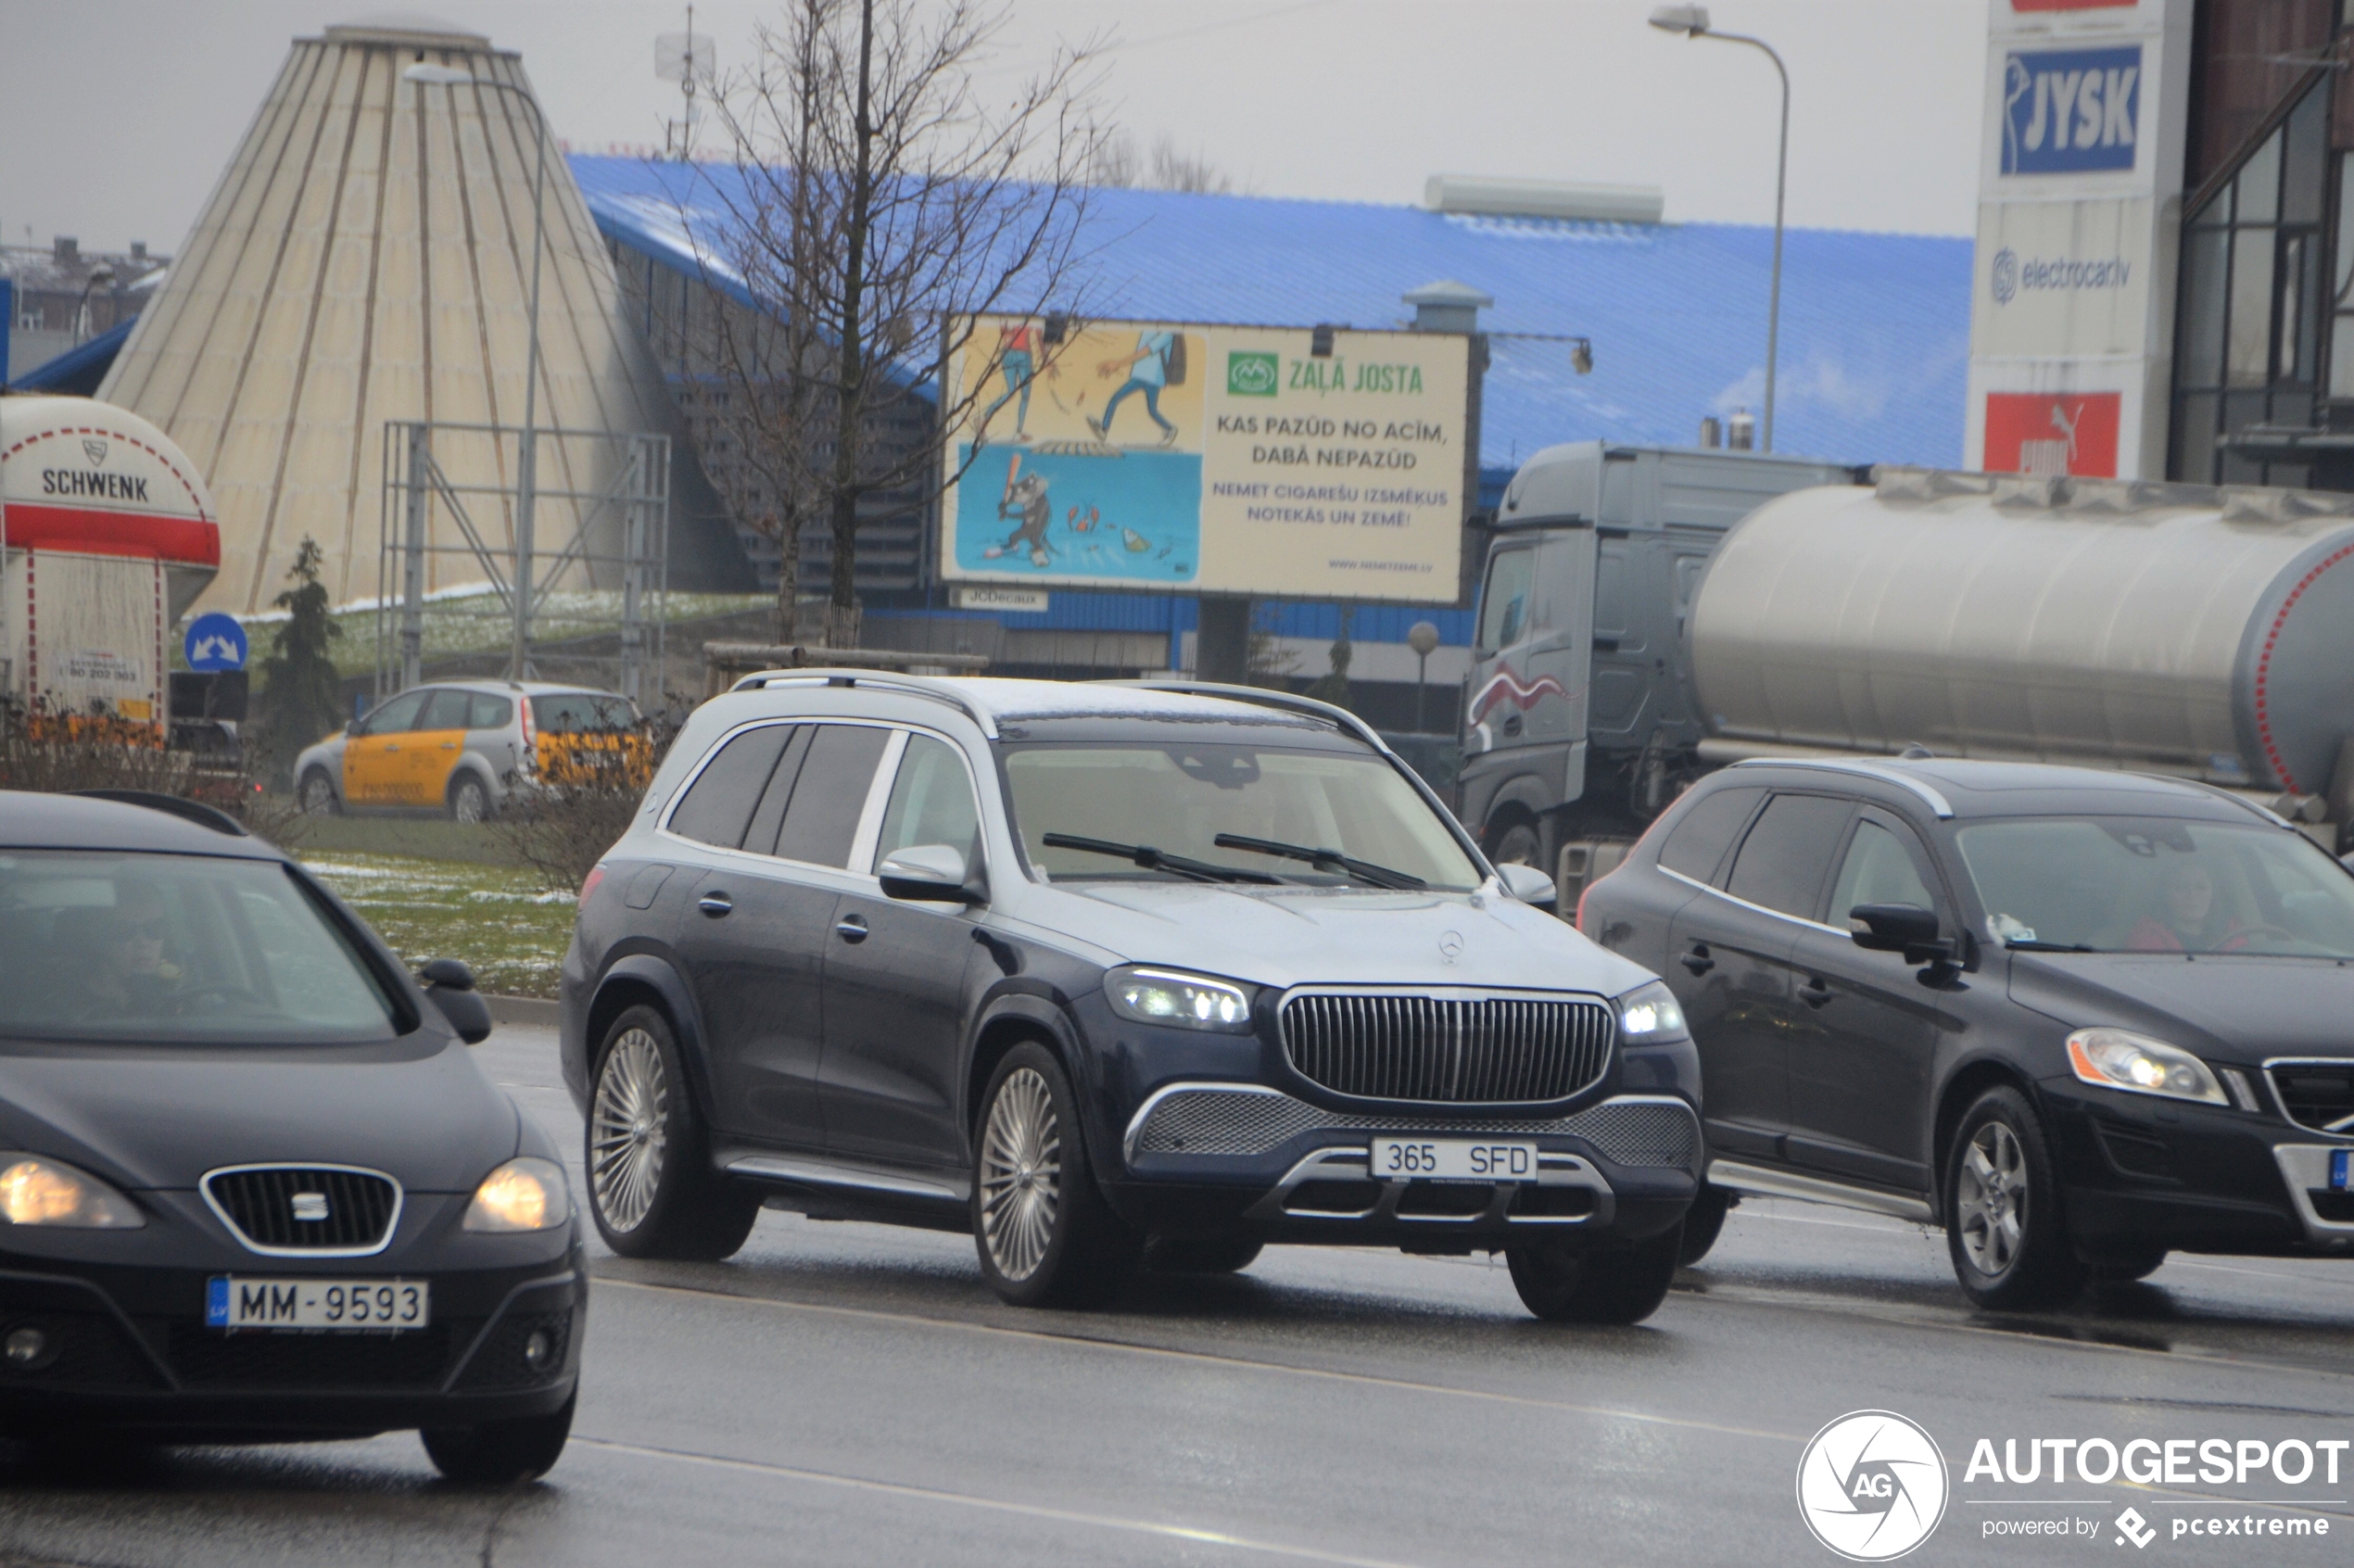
[1002,740,1481,892]
[1956,816,2354,958]
[0,852,402,1043]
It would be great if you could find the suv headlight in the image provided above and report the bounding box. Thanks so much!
[463,1157,572,1233]
[0,1155,144,1229]
[1105,967,1255,1032]
[2066,1028,2226,1106]
[1616,980,1688,1042]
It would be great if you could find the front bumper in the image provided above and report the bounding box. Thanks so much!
[0,1245,588,1437]
[1107,1084,1701,1247]
[2041,1077,2354,1257]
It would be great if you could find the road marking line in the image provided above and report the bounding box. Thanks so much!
[592,1276,1797,1444]
[568,1435,1432,1567]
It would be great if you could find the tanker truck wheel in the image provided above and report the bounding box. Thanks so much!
[1487,820,1542,871]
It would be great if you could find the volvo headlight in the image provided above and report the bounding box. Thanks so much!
[1616,980,1689,1042]
[0,1155,144,1229]
[2066,1028,2226,1106]
[1105,967,1255,1032]
[463,1157,572,1233]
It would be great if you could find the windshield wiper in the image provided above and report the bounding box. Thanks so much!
[1211,833,1426,891]
[2005,940,2097,953]
[1041,833,1282,885]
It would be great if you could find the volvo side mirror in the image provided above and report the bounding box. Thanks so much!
[879,844,985,904]
[1849,904,1953,967]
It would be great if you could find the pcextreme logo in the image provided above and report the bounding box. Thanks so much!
[1797,1410,1951,1562]
[1226,350,1279,397]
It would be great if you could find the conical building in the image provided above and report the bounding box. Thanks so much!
[99,17,739,614]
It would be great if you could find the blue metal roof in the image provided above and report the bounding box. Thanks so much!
[572,156,1969,474]
[7,318,133,396]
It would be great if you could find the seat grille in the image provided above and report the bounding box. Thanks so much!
[1281,991,1614,1105]
[2269,1063,2354,1135]
[202,1167,400,1254]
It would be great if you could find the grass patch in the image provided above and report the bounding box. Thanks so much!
[294,814,530,866]
[303,852,575,999]
[236,590,771,679]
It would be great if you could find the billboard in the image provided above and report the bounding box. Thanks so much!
[939,316,1471,601]
[2001,45,2141,174]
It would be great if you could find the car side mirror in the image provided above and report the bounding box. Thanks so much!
[1497,863,1558,908]
[419,957,492,1043]
[1849,903,1953,967]
[879,844,985,905]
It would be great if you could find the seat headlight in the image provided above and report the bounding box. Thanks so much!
[1105,967,1255,1032]
[463,1157,572,1233]
[0,1155,144,1229]
[2066,1029,2226,1106]
[1616,980,1689,1042]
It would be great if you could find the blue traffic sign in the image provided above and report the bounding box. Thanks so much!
[184,613,248,672]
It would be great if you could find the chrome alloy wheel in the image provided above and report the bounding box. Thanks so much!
[980,1067,1061,1282]
[591,1029,669,1233]
[1955,1119,2028,1278]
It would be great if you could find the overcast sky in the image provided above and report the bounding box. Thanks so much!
[1,1,1987,259]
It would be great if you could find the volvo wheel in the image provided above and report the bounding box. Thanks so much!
[972,1043,1139,1308]
[1507,1224,1682,1324]
[587,1006,757,1260]
[1946,1085,2082,1310]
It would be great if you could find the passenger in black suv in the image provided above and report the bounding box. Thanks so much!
[1578,757,2354,1308]
[561,675,1703,1321]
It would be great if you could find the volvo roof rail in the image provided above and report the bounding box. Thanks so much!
[1726,756,1956,819]
[730,668,1000,739]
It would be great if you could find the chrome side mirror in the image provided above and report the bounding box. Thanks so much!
[1498,863,1558,908]
[879,843,984,904]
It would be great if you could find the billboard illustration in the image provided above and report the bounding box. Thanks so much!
[941,315,1471,601]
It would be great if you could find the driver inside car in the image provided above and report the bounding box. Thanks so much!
[60,883,186,1016]
[2125,858,2241,953]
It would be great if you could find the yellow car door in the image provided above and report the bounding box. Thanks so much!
[341,690,428,805]
[407,689,474,805]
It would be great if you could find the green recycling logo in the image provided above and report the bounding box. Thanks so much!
[1226,350,1279,397]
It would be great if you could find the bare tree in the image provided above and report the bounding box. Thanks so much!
[686,0,1107,647]
[1091,131,1234,196]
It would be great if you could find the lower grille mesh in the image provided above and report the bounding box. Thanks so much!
[1133,1087,1699,1168]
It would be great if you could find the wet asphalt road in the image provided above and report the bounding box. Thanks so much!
[6,1022,2354,1567]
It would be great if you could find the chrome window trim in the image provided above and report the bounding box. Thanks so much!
[1658,864,1850,936]
[199,1162,404,1258]
[846,730,910,875]
[1727,757,1955,819]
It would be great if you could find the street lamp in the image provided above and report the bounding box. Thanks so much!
[403,58,551,680]
[1649,4,1788,453]
[1408,620,1440,734]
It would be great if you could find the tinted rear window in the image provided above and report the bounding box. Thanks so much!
[1657,787,1762,883]
[533,693,636,732]
[669,725,793,849]
[774,726,891,867]
[467,692,513,730]
[1724,793,1853,918]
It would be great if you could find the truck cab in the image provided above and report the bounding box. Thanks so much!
[1460,442,1858,907]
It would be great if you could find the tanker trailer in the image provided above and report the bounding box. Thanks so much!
[1,395,221,735]
[1690,468,2354,851]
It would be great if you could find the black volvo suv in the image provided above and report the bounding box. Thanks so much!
[1578,756,2354,1308]
[561,675,1702,1321]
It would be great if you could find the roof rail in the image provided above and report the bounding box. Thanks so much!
[70,789,252,837]
[1101,680,1389,752]
[1726,756,1955,819]
[729,668,999,739]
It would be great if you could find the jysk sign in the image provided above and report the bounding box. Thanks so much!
[2002,45,2140,173]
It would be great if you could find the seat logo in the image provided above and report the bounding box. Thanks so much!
[1796,1410,1949,1561]
[291,1192,331,1222]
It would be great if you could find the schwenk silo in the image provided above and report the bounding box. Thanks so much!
[97,17,745,615]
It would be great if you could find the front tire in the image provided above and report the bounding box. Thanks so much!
[422,1392,574,1485]
[298,768,341,816]
[1677,1182,1734,1266]
[587,1006,758,1260]
[1946,1086,2082,1310]
[1506,1225,1682,1324]
[973,1043,1141,1308]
